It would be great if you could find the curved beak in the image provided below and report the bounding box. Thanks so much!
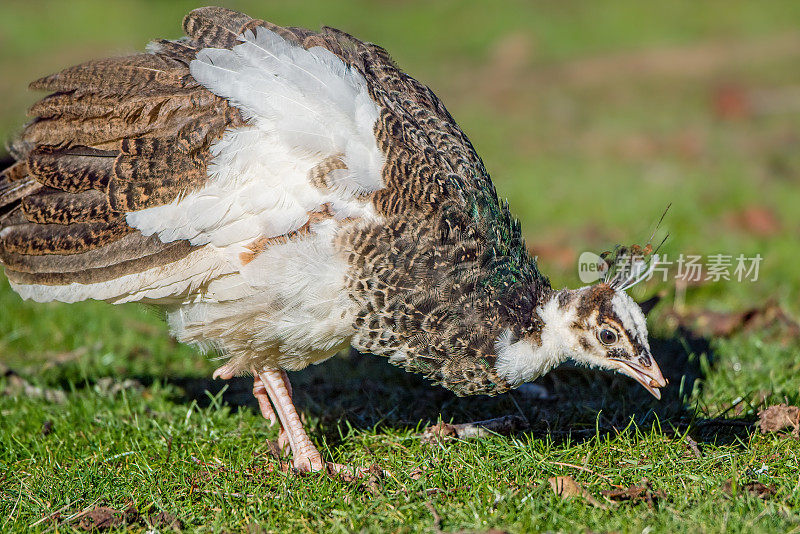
[610,355,667,399]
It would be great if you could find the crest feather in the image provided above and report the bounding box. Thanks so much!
[600,205,670,291]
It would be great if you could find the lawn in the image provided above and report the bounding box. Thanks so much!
[1,1,799,532]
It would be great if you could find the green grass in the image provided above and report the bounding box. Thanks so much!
[2,1,800,532]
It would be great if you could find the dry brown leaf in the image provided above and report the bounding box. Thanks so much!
[722,479,777,500]
[548,475,608,509]
[77,507,123,531]
[601,478,667,508]
[422,415,529,443]
[74,504,171,531]
[758,404,800,437]
[422,422,459,443]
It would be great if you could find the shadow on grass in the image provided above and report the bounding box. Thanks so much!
[164,326,753,447]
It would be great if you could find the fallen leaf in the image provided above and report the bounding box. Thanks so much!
[78,507,122,531]
[722,479,777,499]
[601,478,667,508]
[548,475,608,509]
[758,404,800,437]
[422,422,458,444]
[422,415,529,443]
[667,300,800,340]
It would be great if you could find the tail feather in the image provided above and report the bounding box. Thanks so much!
[0,160,41,221]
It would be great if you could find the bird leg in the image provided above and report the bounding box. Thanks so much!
[253,368,326,472]
[251,370,291,455]
[215,363,376,476]
[251,367,380,478]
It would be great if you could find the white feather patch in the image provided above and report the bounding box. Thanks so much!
[126,25,384,261]
[494,298,575,387]
[10,247,230,304]
[167,221,355,371]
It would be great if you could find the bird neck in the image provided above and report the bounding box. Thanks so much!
[493,291,576,387]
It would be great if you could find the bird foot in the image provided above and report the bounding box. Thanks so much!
[249,368,386,481]
[290,452,384,480]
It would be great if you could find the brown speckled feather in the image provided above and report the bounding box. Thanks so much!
[0,15,245,288]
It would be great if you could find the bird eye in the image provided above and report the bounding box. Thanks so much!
[598,328,618,345]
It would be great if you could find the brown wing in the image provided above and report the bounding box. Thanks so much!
[0,12,246,291]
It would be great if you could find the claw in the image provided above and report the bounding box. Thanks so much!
[212,363,236,380]
[277,428,291,455]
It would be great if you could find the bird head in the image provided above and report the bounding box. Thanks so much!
[560,283,667,399]
[494,244,667,399]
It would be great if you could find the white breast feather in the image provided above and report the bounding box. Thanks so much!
[494,298,574,386]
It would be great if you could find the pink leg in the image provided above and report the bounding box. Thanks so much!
[255,368,325,471]
[218,363,379,476]
[216,364,293,454]
[251,370,291,454]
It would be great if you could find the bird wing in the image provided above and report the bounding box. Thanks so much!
[0,7,549,392]
[0,8,383,303]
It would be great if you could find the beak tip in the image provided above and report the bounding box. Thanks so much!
[612,357,667,400]
[649,377,668,388]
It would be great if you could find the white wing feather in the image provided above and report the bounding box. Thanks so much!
[18,26,384,313]
[127,26,383,253]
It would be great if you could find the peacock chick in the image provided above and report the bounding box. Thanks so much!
[0,7,666,474]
